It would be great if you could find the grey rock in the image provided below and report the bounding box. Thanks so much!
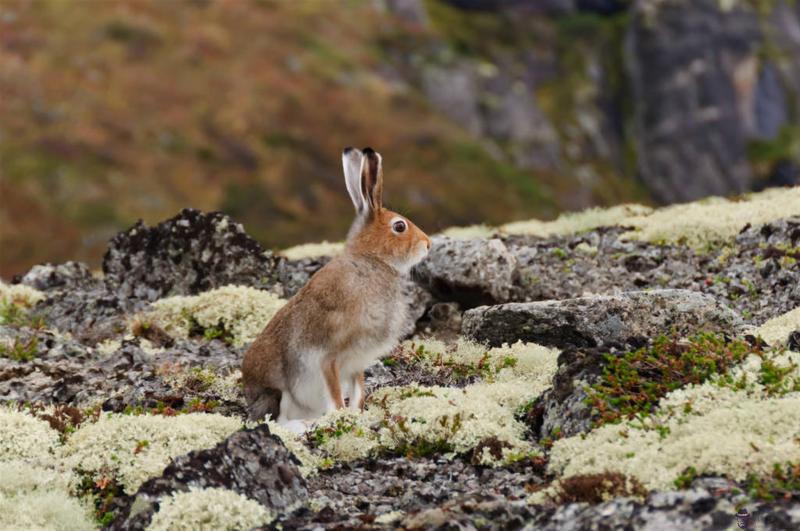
[415,236,517,308]
[103,208,280,302]
[0,326,244,414]
[15,261,98,292]
[402,281,434,338]
[626,0,759,202]
[277,256,330,298]
[111,424,306,530]
[463,289,743,349]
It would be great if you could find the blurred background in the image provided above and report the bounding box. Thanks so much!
[1,0,799,278]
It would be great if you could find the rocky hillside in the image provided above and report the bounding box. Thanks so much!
[1,187,799,529]
[3,0,799,278]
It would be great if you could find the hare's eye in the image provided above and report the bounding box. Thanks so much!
[392,220,407,234]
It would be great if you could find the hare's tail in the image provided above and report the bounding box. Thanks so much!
[245,386,282,422]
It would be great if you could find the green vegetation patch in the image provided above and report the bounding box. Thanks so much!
[0,336,40,362]
[586,333,761,427]
[744,462,800,502]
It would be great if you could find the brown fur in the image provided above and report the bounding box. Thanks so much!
[242,147,430,423]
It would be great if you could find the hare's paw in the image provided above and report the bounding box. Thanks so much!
[280,419,312,435]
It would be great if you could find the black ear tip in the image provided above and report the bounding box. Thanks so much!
[361,147,375,156]
[343,146,354,155]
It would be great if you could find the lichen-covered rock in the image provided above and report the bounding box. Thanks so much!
[103,209,280,301]
[523,486,800,530]
[462,289,744,348]
[276,256,330,298]
[110,424,306,530]
[15,261,97,292]
[0,327,244,413]
[415,236,517,307]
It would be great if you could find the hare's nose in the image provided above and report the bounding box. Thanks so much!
[424,238,431,250]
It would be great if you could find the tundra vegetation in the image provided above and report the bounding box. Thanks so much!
[0,187,799,528]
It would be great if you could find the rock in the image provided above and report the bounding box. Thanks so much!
[420,302,463,340]
[523,486,800,530]
[462,289,744,348]
[276,256,330,298]
[524,346,609,439]
[103,209,280,301]
[110,424,306,530]
[0,327,244,413]
[402,281,434,338]
[415,236,517,308]
[789,330,800,353]
[15,261,98,292]
[626,0,759,202]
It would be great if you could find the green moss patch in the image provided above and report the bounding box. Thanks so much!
[586,333,761,428]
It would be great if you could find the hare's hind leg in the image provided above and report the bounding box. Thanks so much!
[245,386,281,422]
[345,371,365,411]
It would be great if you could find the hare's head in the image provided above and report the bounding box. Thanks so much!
[341,147,430,273]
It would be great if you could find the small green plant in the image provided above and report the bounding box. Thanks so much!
[0,302,46,329]
[585,333,759,427]
[308,416,359,448]
[0,336,39,361]
[744,462,800,501]
[181,310,234,344]
[758,357,800,396]
[674,466,697,489]
[75,469,125,525]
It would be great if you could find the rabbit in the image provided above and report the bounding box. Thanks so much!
[241,147,431,431]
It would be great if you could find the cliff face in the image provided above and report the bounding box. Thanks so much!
[384,0,800,203]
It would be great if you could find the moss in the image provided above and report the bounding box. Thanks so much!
[147,487,273,531]
[585,333,761,427]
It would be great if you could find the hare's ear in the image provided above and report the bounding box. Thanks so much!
[360,147,383,213]
[342,147,367,216]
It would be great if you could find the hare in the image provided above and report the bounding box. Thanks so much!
[242,147,431,431]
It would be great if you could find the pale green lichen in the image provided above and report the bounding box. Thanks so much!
[439,224,496,240]
[62,413,242,494]
[622,187,800,248]
[0,407,61,463]
[147,487,272,531]
[501,204,653,238]
[305,341,559,467]
[547,348,800,491]
[266,420,323,476]
[756,306,800,347]
[280,240,344,260]
[0,489,95,531]
[0,281,46,308]
[499,187,800,249]
[143,285,286,346]
[0,409,93,531]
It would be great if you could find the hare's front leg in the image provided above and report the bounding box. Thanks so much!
[322,357,346,411]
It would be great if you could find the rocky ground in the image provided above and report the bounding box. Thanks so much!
[2,193,800,530]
